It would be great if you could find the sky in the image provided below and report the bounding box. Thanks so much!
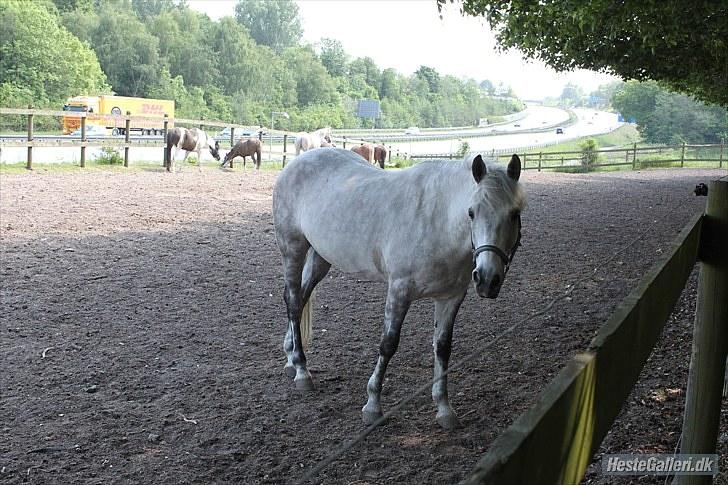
[187,0,619,100]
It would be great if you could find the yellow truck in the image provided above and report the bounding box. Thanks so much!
[62,95,175,135]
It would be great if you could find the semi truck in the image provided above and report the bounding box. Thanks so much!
[62,95,175,135]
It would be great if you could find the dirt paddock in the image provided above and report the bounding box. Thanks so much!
[1,165,726,484]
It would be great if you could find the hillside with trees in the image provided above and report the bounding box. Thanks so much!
[0,0,524,131]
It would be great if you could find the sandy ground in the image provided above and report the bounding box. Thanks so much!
[1,164,726,484]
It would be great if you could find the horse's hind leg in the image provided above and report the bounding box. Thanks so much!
[283,248,330,378]
[432,292,466,430]
[362,279,412,424]
[279,239,317,390]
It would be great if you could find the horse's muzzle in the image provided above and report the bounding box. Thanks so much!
[472,269,502,299]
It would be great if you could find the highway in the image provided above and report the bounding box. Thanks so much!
[0,105,621,164]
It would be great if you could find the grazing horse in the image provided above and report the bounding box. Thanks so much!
[222,138,262,170]
[294,127,332,155]
[351,143,374,164]
[351,143,386,169]
[273,149,525,429]
[373,144,387,169]
[165,127,220,172]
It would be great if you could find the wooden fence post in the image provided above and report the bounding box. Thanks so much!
[26,104,33,170]
[522,154,527,170]
[282,134,288,167]
[80,114,86,168]
[538,152,542,172]
[677,176,728,485]
[124,111,130,167]
[230,126,235,147]
[719,139,724,169]
[342,136,346,150]
[199,117,204,131]
[163,114,169,170]
[680,142,686,167]
[632,143,637,169]
[388,145,392,164]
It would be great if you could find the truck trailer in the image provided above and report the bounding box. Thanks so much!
[62,95,175,135]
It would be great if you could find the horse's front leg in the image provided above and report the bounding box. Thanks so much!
[432,292,466,430]
[362,280,411,425]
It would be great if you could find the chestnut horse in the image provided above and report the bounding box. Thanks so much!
[351,143,386,169]
[222,138,263,170]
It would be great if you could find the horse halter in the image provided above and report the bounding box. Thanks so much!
[471,214,522,275]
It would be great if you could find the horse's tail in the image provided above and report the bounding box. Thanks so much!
[301,289,314,350]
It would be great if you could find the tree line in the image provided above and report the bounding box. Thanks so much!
[0,0,523,131]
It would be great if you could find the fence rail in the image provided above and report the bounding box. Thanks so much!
[465,177,728,484]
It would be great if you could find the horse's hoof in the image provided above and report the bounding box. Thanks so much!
[294,376,314,391]
[436,412,461,431]
[283,364,296,379]
[362,408,383,425]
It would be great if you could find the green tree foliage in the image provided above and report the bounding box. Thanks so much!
[91,5,162,96]
[612,81,727,144]
[0,0,109,106]
[234,0,302,53]
[2,0,524,130]
[445,0,728,107]
[318,38,348,77]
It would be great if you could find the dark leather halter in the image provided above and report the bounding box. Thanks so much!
[471,214,522,275]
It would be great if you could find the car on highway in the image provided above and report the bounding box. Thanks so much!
[404,126,420,135]
[555,127,564,134]
[216,126,265,141]
[70,125,108,137]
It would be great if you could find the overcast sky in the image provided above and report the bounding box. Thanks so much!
[187,0,619,100]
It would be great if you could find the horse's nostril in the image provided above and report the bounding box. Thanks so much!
[490,274,501,290]
[472,270,480,284]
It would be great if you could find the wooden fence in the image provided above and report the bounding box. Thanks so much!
[464,177,727,484]
[494,142,725,171]
[0,107,409,170]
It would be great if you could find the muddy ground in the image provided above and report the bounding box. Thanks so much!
[1,164,726,484]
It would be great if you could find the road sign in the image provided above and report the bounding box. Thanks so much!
[357,99,381,119]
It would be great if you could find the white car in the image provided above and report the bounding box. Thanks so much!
[216,127,263,141]
[70,125,107,137]
[404,126,420,135]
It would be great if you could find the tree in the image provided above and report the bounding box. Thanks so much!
[0,0,109,105]
[479,79,495,95]
[318,38,348,77]
[91,6,162,96]
[234,0,302,53]
[559,83,584,108]
[444,1,728,107]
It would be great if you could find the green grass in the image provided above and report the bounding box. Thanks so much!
[524,125,642,155]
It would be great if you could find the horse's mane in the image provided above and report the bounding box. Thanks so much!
[412,156,526,210]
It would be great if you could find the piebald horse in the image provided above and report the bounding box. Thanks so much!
[165,127,220,172]
[273,149,525,429]
[294,127,332,155]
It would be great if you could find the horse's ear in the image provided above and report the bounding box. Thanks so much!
[507,154,521,181]
[472,154,486,183]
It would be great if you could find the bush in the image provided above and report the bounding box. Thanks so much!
[94,147,123,165]
[455,140,470,158]
[580,138,599,170]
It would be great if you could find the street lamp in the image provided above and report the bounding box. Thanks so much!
[270,111,289,161]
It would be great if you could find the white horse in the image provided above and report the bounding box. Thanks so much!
[294,127,332,155]
[273,149,525,429]
[165,127,220,172]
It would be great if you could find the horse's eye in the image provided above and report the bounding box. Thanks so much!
[468,208,474,219]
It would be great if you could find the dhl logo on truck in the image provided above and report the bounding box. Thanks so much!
[140,104,165,115]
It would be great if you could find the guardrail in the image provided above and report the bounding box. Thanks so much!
[465,177,727,484]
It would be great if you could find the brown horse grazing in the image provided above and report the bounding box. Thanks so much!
[222,138,263,169]
[165,127,220,172]
[373,144,387,169]
[351,143,374,164]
